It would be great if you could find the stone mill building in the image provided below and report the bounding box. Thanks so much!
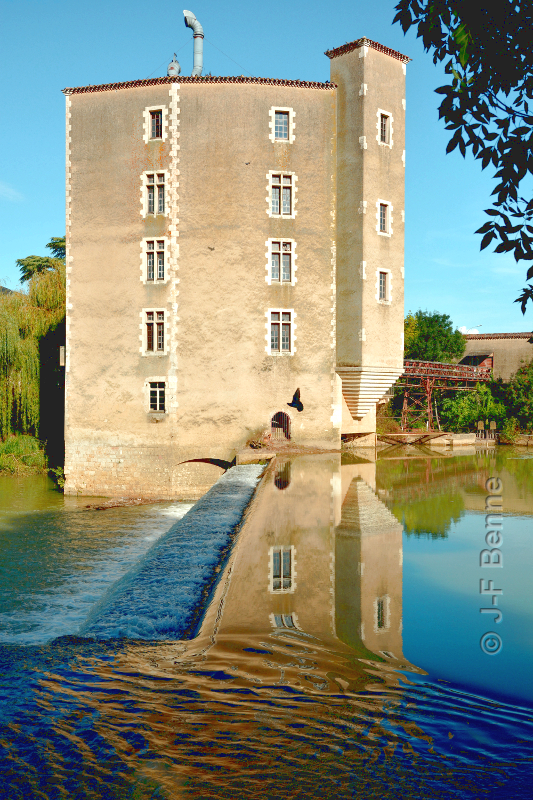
[62,13,408,497]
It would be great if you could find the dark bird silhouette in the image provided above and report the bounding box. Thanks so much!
[178,457,236,471]
[287,388,304,412]
[208,246,215,251]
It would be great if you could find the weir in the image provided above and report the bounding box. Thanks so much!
[81,464,265,640]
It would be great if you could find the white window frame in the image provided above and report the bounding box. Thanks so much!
[140,170,169,218]
[376,108,393,148]
[268,106,296,143]
[266,171,298,219]
[376,268,392,305]
[376,200,393,237]
[265,238,297,286]
[140,308,169,356]
[143,105,169,143]
[265,308,296,356]
[144,377,168,414]
[140,237,170,284]
[268,545,296,594]
[269,612,301,630]
[373,594,391,633]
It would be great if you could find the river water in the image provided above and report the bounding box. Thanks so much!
[0,448,532,798]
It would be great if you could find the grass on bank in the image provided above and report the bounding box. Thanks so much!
[0,435,47,473]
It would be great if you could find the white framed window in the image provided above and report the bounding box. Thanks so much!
[267,309,295,355]
[141,237,169,284]
[376,108,393,148]
[374,595,391,632]
[150,381,166,411]
[140,308,169,355]
[265,239,297,285]
[143,105,169,143]
[268,106,296,143]
[266,171,297,219]
[269,612,300,630]
[269,545,296,593]
[376,200,393,236]
[140,171,169,218]
[143,377,167,414]
[376,268,392,304]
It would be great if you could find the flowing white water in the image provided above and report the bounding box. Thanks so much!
[0,502,193,644]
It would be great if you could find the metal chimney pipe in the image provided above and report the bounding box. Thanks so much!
[183,10,204,76]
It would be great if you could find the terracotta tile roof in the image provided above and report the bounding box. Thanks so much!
[325,37,411,63]
[464,332,533,340]
[62,75,336,95]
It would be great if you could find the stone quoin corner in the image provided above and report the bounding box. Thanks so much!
[62,32,409,497]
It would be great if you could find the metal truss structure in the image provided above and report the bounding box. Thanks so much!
[397,360,492,431]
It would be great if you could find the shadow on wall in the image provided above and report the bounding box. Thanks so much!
[39,320,65,471]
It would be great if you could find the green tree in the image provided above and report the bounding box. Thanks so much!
[393,1,533,312]
[439,383,506,432]
[404,310,418,353]
[46,237,66,260]
[404,309,465,362]
[16,236,65,282]
[505,360,533,431]
[1,244,65,441]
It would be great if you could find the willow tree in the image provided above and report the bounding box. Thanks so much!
[0,247,65,441]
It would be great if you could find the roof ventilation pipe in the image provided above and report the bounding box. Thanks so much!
[183,10,204,76]
[167,53,181,77]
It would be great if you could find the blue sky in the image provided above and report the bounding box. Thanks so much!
[0,0,530,332]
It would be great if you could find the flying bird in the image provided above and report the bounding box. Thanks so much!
[287,388,303,412]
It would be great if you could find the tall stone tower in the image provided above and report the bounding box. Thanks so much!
[327,39,408,433]
[62,33,409,498]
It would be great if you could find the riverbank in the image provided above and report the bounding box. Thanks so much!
[0,435,46,473]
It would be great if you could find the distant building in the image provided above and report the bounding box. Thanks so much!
[460,332,533,381]
[63,30,408,497]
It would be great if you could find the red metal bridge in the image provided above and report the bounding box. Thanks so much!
[397,359,491,431]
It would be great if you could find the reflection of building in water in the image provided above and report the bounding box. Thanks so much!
[335,474,403,659]
[274,461,291,490]
[199,454,407,667]
[52,455,426,796]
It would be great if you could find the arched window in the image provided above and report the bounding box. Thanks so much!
[271,411,291,441]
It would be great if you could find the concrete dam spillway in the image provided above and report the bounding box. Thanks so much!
[82,464,265,641]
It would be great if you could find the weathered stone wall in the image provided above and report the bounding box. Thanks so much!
[65,80,339,496]
[329,42,406,423]
[463,334,533,381]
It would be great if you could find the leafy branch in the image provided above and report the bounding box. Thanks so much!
[394,0,533,312]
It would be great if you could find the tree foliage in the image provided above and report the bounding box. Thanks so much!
[46,236,66,260]
[0,243,65,440]
[439,383,507,432]
[16,236,66,282]
[404,309,465,362]
[403,310,418,353]
[504,359,533,429]
[394,1,533,312]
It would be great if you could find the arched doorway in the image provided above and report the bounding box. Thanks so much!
[271,411,291,441]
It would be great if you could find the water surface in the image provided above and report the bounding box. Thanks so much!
[1,450,532,798]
